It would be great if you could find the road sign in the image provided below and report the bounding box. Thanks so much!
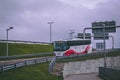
[92,21,116,33]
[96,42,104,50]
[77,33,91,39]
[94,33,109,40]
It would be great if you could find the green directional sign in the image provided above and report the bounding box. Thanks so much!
[94,33,109,40]
[77,33,91,39]
[96,42,105,50]
[92,21,116,33]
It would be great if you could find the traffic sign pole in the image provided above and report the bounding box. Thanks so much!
[103,24,106,67]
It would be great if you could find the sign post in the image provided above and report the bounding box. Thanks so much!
[103,24,106,67]
[83,21,117,67]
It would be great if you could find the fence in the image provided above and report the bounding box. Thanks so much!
[0,57,53,73]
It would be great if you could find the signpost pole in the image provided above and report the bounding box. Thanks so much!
[110,36,114,50]
[103,24,106,67]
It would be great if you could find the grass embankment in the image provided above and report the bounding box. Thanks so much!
[57,50,120,63]
[0,42,53,56]
[0,63,60,80]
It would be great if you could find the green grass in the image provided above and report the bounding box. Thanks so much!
[0,42,53,56]
[0,63,59,80]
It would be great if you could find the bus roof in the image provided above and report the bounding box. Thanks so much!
[54,39,91,46]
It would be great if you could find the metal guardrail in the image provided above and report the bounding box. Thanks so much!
[0,57,53,73]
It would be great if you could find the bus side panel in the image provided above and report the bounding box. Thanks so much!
[64,44,92,56]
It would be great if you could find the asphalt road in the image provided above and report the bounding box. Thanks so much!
[0,57,53,66]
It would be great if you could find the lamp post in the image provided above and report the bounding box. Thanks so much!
[6,27,13,56]
[48,22,54,43]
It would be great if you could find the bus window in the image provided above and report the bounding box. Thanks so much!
[54,41,69,51]
[67,40,91,46]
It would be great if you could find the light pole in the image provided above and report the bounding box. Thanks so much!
[48,22,54,43]
[6,27,13,56]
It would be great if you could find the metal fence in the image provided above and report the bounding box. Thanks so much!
[0,57,53,73]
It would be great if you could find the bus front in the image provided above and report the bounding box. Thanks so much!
[53,41,69,56]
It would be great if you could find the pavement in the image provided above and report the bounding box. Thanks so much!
[64,73,103,80]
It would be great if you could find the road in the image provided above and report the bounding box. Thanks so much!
[0,57,53,66]
[65,73,103,80]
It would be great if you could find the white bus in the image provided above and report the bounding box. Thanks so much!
[53,39,92,56]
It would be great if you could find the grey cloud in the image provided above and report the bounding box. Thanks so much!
[0,0,120,48]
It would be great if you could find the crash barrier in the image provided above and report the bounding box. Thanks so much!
[0,57,53,73]
[48,57,57,72]
[99,67,120,80]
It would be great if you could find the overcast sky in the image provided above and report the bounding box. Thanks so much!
[0,0,120,48]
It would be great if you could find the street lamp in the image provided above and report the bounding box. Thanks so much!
[48,22,54,43]
[6,27,13,56]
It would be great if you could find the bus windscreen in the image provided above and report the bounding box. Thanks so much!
[54,41,69,51]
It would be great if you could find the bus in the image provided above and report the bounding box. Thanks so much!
[53,39,92,56]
